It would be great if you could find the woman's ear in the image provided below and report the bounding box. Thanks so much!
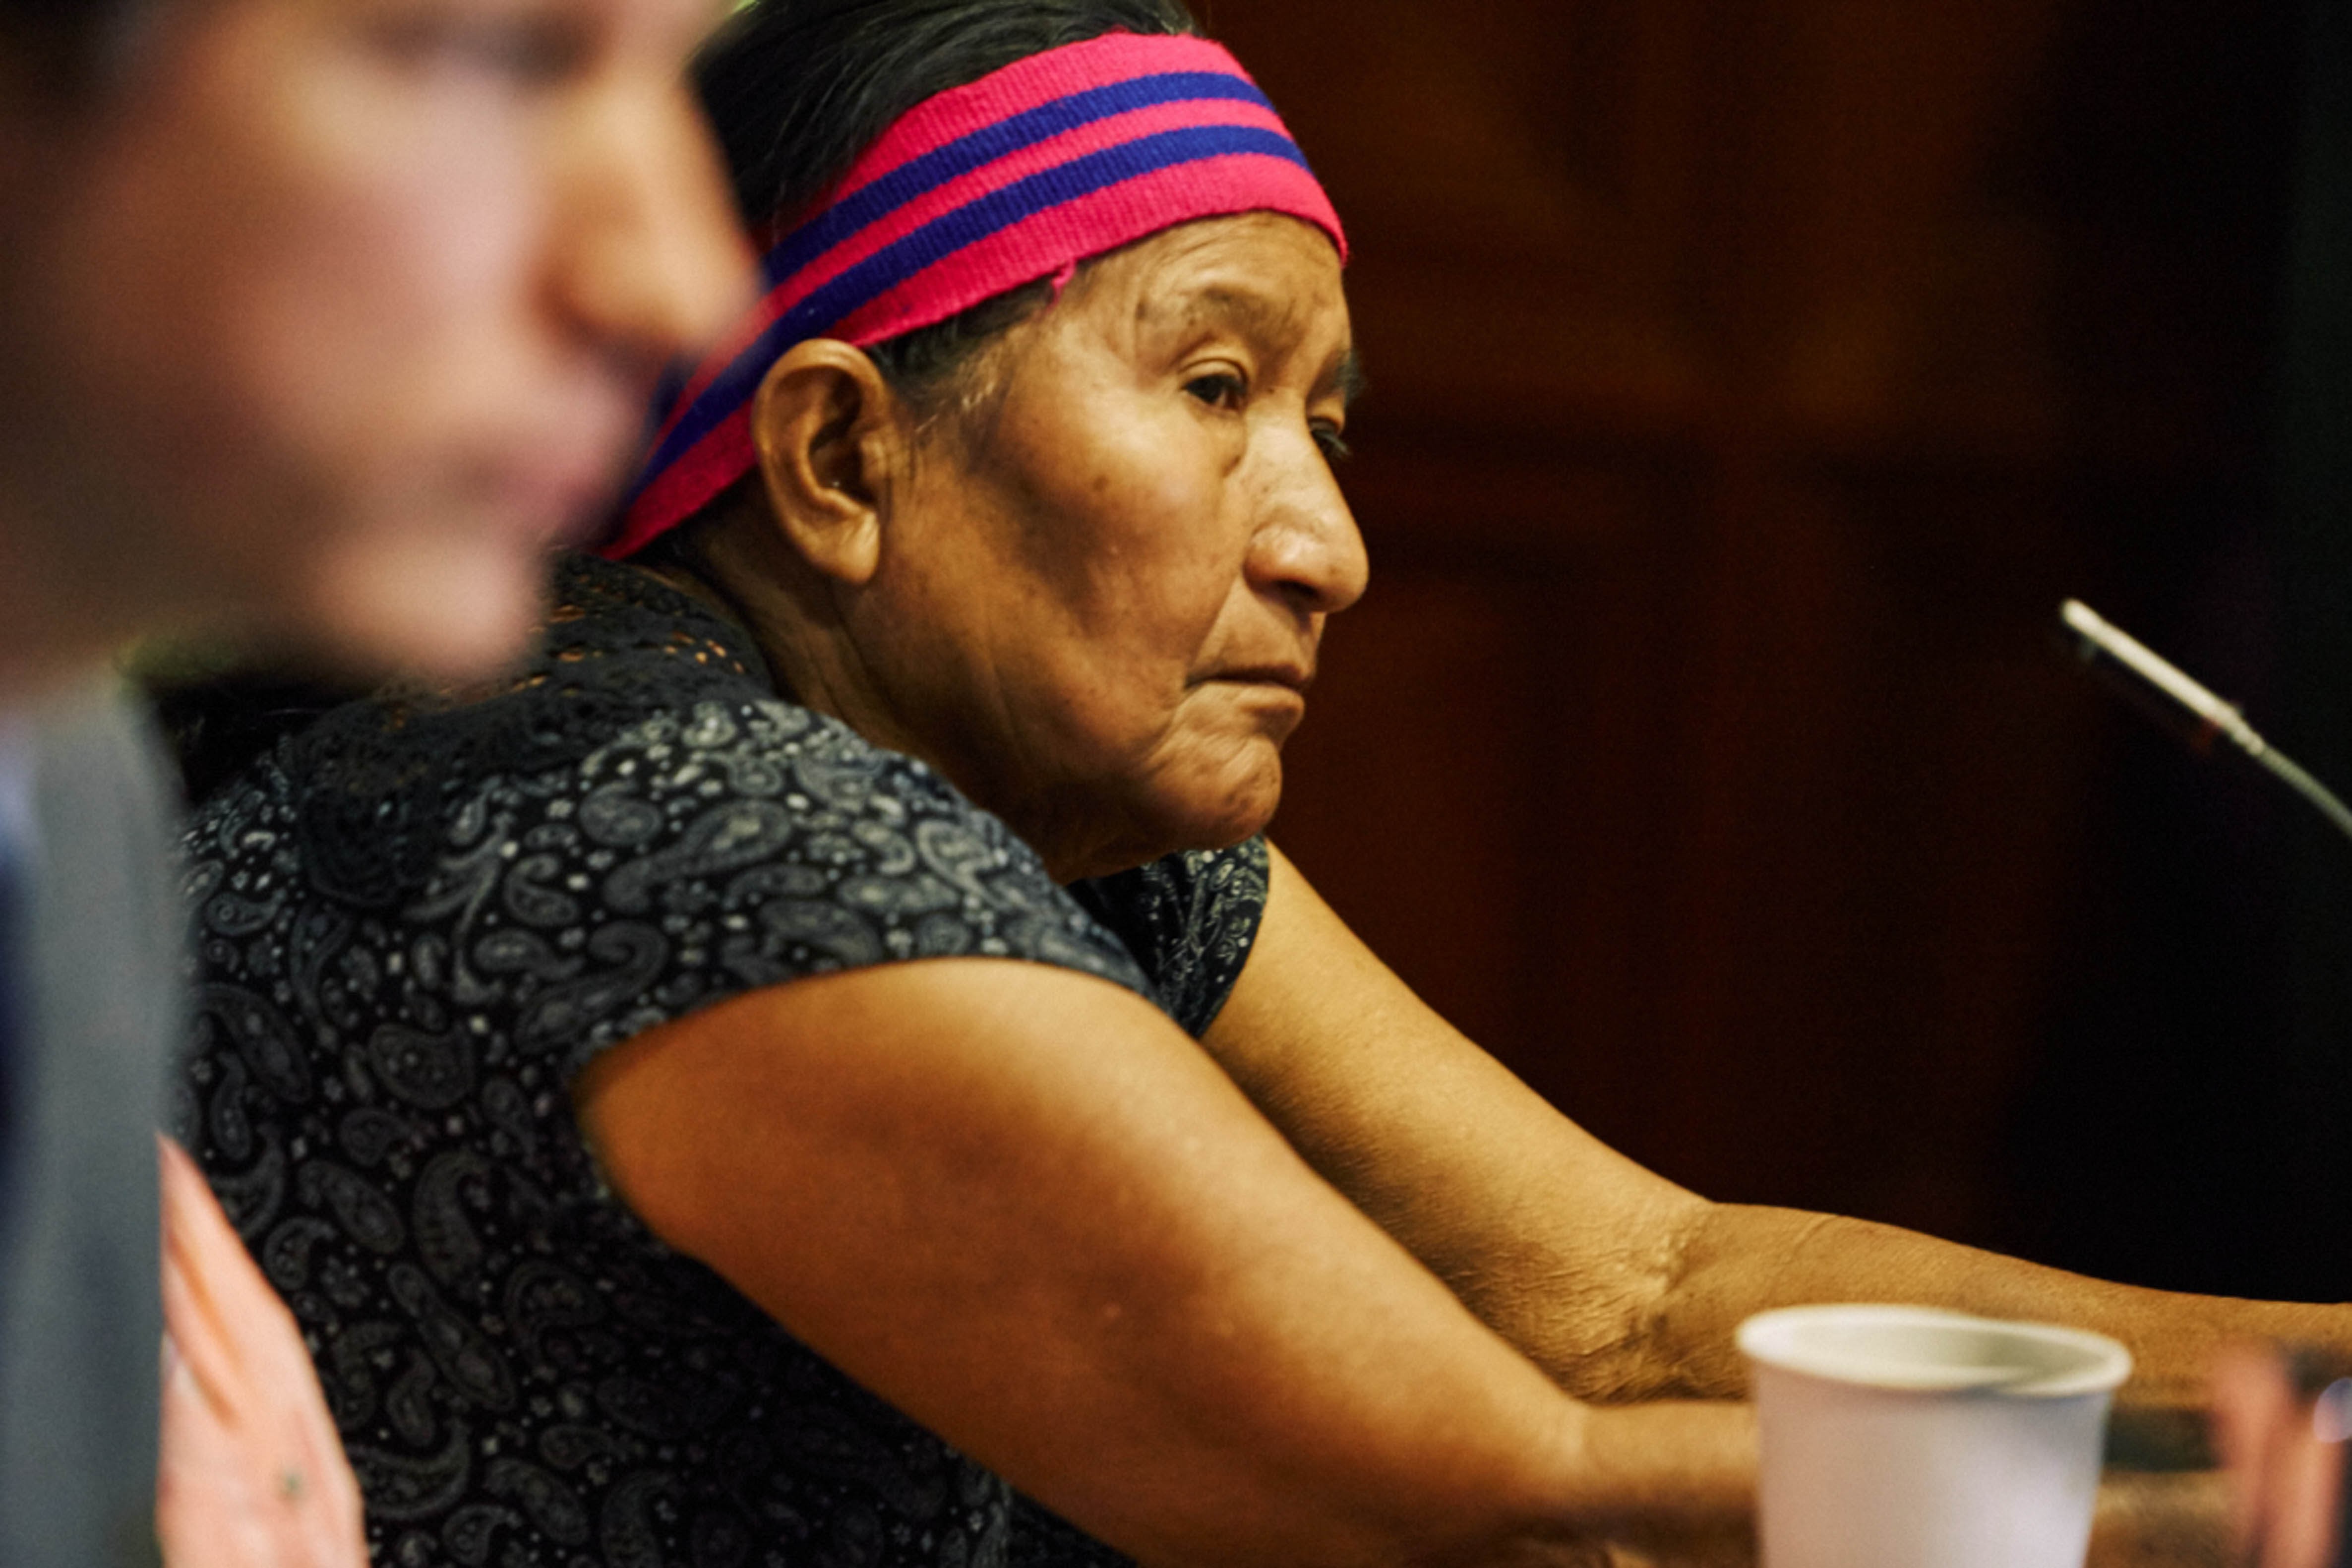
[746,341,909,587]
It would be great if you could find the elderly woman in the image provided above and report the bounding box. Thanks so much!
[171,0,2350,1563]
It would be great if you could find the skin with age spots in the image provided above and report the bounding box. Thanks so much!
[870,213,1367,879]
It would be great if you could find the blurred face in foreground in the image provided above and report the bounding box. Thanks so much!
[738,212,1367,881]
[0,0,749,688]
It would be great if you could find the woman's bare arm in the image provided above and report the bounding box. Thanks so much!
[1205,844,2347,1413]
[575,955,1752,1568]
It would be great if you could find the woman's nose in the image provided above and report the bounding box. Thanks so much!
[1249,428,1369,619]
[550,87,754,380]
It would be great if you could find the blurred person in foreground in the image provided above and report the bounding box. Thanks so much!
[156,1,2352,1563]
[0,0,747,1561]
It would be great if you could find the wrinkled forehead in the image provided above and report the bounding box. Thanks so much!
[1078,212,1358,389]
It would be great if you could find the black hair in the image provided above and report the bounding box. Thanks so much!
[694,0,1200,401]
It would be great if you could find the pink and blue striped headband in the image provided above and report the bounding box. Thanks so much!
[605,30,1347,559]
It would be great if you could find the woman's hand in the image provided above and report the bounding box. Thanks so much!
[156,1136,367,1568]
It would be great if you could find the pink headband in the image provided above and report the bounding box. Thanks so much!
[606,31,1346,559]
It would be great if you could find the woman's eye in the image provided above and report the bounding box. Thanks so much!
[1312,422,1352,464]
[1184,373,1247,411]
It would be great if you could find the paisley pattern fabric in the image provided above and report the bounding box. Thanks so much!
[177,554,1269,1568]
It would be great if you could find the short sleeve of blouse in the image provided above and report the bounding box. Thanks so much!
[502,699,1166,1082]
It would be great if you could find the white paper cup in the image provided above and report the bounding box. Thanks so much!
[1737,1304,2132,1568]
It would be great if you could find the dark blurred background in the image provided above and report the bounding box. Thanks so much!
[1212,0,2352,1302]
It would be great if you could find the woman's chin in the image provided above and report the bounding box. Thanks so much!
[1025,742,1284,881]
[1152,751,1285,857]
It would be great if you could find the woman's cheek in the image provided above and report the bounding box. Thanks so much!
[1145,418,1242,560]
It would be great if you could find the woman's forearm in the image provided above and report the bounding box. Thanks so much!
[1556,1401,1756,1537]
[1226,849,2352,1416]
[1630,1204,2346,1410]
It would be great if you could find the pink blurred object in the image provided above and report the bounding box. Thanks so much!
[2210,1342,2348,1568]
[155,1136,366,1568]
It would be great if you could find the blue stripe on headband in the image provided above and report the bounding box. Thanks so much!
[762,71,1274,290]
[634,122,1308,496]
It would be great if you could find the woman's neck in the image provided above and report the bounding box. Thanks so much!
[626,516,1156,886]
[632,528,939,777]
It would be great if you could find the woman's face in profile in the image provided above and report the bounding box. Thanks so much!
[873,212,1367,881]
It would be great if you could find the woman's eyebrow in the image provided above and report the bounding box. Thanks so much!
[1166,284,1359,403]
[1173,283,1309,351]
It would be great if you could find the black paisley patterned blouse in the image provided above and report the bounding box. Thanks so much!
[176,555,1270,1568]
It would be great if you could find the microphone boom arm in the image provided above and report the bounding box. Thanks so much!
[2060,599,2352,847]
